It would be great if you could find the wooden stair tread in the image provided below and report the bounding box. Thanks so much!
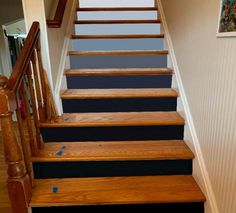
[61,89,178,99]
[77,7,158,11]
[65,68,173,76]
[40,112,185,127]
[74,20,161,24]
[68,50,168,56]
[31,140,194,162]
[30,175,206,207]
[71,34,164,39]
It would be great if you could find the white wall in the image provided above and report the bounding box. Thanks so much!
[161,1,236,213]
[47,0,76,84]
[48,0,77,114]
[22,0,54,88]
[44,0,58,20]
[5,19,26,35]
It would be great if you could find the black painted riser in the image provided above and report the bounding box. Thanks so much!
[41,125,184,142]
[32,203,204,213]
[71,39,164,51]
[62,98,177,113]
[33,160,192,179]
[66,75,172,89]
[70,55,167,69]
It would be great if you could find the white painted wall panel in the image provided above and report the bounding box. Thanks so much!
[161,1,236,213]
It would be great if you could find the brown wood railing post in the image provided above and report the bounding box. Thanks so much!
[15,94,33,183]
[20,82,38,156]
[26,65,43,149]
[36,39,59,122]
[35,40,47,117]
[0,76,31,213]
[31,51,46,122]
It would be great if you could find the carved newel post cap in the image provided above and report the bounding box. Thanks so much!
[0,75,8,89]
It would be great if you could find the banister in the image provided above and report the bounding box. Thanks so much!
[47,0,67,28]
[7,22,40,92]
[0,21,58,213]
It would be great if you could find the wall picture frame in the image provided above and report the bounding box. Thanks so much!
[217,0,236,37]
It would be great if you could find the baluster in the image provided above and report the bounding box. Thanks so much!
[36,40,58,122]
[26,65,43,149]
[0,76,31,213]
[31,50,46,121]
[20,81,38,156]
[15,93,33,184]
[35,39,48,118]
[43,69,59,121]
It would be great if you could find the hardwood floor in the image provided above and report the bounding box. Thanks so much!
[0,133,11,213]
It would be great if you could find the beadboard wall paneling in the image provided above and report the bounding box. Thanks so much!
[161,1,236,213]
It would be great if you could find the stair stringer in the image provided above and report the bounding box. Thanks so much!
[156,1,218,213]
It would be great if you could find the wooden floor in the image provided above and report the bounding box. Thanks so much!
[0,134,11,213]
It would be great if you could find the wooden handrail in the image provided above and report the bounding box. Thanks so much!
[0,22,58,213]
[7,23,40,92]
[47,0,67,28]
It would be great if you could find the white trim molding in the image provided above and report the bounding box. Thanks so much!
[157,1,219,213]
[54,0,77,115]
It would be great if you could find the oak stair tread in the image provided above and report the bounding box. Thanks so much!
[74,20,161,24]
[30,175,206,207]
[77,7,158,11]
[61,88,178,99]
[40,112,185,127]
[71,34,165,39]
[68,50,168,56]
[31,140,194,162]
[64,68,173,76]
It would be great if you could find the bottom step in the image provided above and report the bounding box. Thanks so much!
[32,203,204,213]
[30,175,205,207]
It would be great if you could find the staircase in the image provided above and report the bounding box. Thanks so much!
[0,2,206,213]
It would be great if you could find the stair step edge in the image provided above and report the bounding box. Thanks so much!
[30,175,206,207]
[40,112,185,128]
[31,140,194,162]
[60,89,178,99]
[74,20,161,24]
[64,68,173,76]
[76,7,158,11]
[71,34,165,39]
[68,50,169,56]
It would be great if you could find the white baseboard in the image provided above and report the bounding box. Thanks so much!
[157,1,219,212]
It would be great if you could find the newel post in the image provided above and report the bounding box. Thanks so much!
[0,76,31,213]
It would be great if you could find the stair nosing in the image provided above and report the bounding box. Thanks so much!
[74,20,161,24]
[60,88,178,99]
[31,140,194,162]
[64,68,173,76]
[71,34,165,39]
[40,112,185,128]
[76,7,158,12]
[68,50,169,56]
[30,175,206,207]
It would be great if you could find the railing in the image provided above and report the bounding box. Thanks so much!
[47,0,67,28]
[0,22,58,213]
